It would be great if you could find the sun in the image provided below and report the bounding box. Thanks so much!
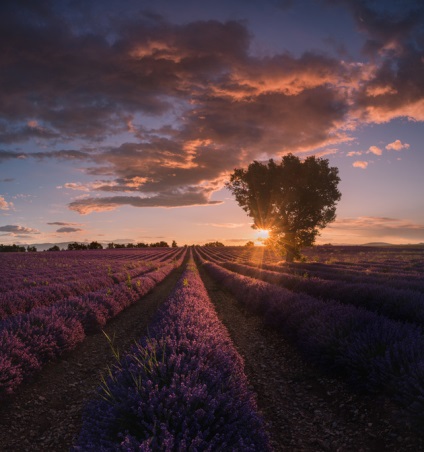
[255,229,270,240]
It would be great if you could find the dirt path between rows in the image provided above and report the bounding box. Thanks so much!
[197,263,424,451]
[0,263,186,452]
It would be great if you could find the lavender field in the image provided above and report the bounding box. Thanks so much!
[1,245,424,450]
[197,246,424,425]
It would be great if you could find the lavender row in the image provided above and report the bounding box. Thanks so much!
[0,252,186,398]
[1,261,168,322]
[202,246,424,289]
[196,252,424,427]
[0,248,181,293]
[203,246,424,276]
[74,256,270,451]
[0,250,185,321]
[281,262,424,289]
[0,248,179,292]
[220,260,424,327]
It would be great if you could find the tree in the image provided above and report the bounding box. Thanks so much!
[226,153,341,262]
[68,242,88,250]
[88,241,103,250]
[171,240,178,248]
[47,245,60,251]
[203,241,225,247]
[26,245,37,252]
[244,241,255,247]
[150,241,169,247]
[0,244,25,252]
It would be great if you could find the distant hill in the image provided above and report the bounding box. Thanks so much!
[361,242,395,247]
[361,242,424,247]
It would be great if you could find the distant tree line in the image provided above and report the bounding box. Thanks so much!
[44,240,178,251]
[0,244,27,252]
[0,244,38,252]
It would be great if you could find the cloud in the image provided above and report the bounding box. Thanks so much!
[367,145,382,156]
[56,227,83,233]
[199,223,246,228]
[0,150,26,162]
[0,225,39,234]
[353,160,368,169]
[327,216,424,242]
[343,0,424,123]
[0,195,13,210]
[59,182,92,192]
[68,189,222,214]
[0,149,92,164]
[47,221,81,226]
[1,2,423,211]
[346,151,363,157]
[0,5,353,211]
[386,139,410,151]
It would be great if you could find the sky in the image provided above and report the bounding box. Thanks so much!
[1,0,424,247]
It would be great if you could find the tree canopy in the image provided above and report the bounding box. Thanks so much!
[226,153,341,261]
[203,241,225,247]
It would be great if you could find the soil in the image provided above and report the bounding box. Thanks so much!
[1,258,423,451]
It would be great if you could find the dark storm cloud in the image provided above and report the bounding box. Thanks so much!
[1,0,423,211]
[56,226,83,233]
[327,0,424,122]
[0,150,26,162]
[0,224,39,234]
[333,0,424,56]
[47,221,81,226]
[0,149,92,163]
[0,122,60,144]
[68,188,222,214]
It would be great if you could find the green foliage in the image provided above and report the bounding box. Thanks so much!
[203,241,225,247]
[150,241,170,247]
[226,153,341,262]
[88,241,103,250]
[67,242,88,250]
[47,245,60,251]
[126,273,132,289]
[0,244,26,252]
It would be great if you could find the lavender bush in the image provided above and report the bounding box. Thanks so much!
[0,252,186,398]
[220,261,424,326]
[196,252,424,427]
[74,256,270,451]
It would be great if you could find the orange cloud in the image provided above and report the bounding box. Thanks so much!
[368,145,382,156]
[2,4,423,214]
[386,139,410,151]
[0,196,13,211]
[326,217,424,243]
[69,189,222,214]
[199,223,245,228]
[353,160,368,169]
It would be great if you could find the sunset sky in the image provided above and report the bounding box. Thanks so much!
[1,0,423,247]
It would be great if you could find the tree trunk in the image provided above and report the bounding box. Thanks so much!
[285,247,295,263]
[284,232,296,263]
